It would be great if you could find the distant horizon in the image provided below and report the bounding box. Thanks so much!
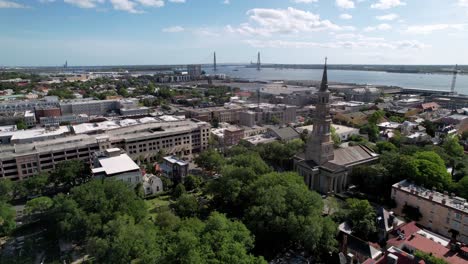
[1,63,467,68]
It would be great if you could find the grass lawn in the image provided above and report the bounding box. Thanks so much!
[145,194,172,220]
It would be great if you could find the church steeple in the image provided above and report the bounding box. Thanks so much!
[320,57,328,92]
[305,58,334,165]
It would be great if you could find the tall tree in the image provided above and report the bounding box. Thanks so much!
[243,172,337,258]
[48,160,90,188]
[194,149,225,173]
[162,212,266,264]
[86,216,164,264]
[0,201,16,236]
[0,179,13,201]
[53,180,147,240]
[172,194,199,218]
[345,199,377,240]
[23,172,49,196]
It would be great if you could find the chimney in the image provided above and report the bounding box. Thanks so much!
[387,253,399,264]
[442,199,446,205]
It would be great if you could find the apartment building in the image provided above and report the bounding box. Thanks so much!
[0,120,210,180]
[0,97,59,113]
[224,127,245,146]
[39,114,90,126]
[60,99,120,116]
[392,180,468,244]
[243,103,297,125]
[182,105,245,123]
[187,64,202,79]
[0,110,36,127]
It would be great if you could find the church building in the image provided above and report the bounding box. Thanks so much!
[295,60,379,194]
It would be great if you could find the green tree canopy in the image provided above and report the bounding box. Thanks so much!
[456,176,468,199]
[0,179,13,201]
[376,141,397,154]
[86,216,164,264]
[195,149,225,173]
[412,151,452,189]
[256,139,304,169]
[207,165,259,216]
[344,199,377,240]
[172,194,199,218]
[48,160,90,188]
[443,136,464,158]
[331,126,342,148]
[53,180,147,240]
[173,183,186,199]
[228,153,271,176]
[184,175,202,191]
[23,172,49,196]
[243,172,337,257]
[162,212,266,264]
[368,110,385,124]
[0,200,16,236]
[25,196,53,215]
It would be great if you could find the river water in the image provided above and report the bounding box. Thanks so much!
[204,66,468,95]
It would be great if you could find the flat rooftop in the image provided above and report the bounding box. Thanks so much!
[0,126,70,141]
[163,156,188,166]
[92,153,140,176]
[393,179,468,213]
[0,119,208,160]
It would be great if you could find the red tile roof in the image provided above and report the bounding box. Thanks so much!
[386,222,468,264]
[387,222,421,248]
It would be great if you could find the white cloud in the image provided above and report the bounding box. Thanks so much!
[226,7,350,37]
[244,38,427,50]
[405,24,467,34]
[110,0,142,13]
[64,0,104,8]
[162,26,185,32]
[223,0,229,4]
[371,0,405,9]
[291,0,318,3]
[169,0,185,3]
[458,0,468,7]
[39,0,56,3]
[193,28,220,37]
[137,0,164,7]
[339,13,353,19]
[0,0,27,8]
[376,13,398,21]
[336,0,355,9]
[364,23,392,32]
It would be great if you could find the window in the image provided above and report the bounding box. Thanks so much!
[455,213,462,220]
[127,178,132,183]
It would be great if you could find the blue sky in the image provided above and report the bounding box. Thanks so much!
[1,0,468,66]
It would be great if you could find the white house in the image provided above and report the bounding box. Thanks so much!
[143,174,164,196]
[92,148,142,185]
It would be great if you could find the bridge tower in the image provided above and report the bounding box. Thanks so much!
[257,52,261,71]
[213,52,217,72]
